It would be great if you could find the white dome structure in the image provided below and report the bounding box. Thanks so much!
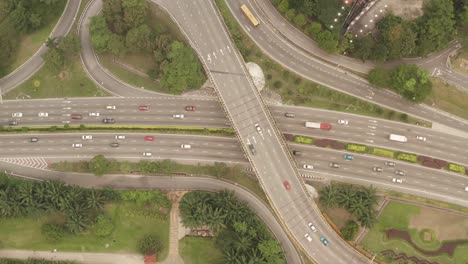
[246,62,265,92]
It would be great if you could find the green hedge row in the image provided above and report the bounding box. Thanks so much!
[371,148,395,158]
[396,152,418,163]
[293,135,313,144]
[346,144,367,153]
[448,163,466,174]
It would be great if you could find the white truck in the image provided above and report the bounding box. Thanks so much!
[305,122,332,130]
[389,134,407,142]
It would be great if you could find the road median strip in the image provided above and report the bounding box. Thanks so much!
[0,125,235,137]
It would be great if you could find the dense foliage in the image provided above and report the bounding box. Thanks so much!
[340,220,359,241]
[89,0,205,94]
[179,191,286,264]
[0,258,76,264]
[273,0,461,61]
[0,0,63,76]
[368,64,432,102]
[319,184,378,228]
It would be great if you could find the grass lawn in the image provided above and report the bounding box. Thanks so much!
[179,237,223,264]
[385,190,468,214]
[0,201,170,260]
[2,1,67,76]
[214,0,429,127]
[4,59,107,99]
[360,201,468,264]
[424,77,468,120]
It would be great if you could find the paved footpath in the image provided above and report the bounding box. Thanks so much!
[0,250,143,264]
[160,192,185,264]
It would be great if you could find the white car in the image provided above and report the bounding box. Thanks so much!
[416,136,426,141]
[115,135,126,140]
[255,123,262,133]
[72,143,82,148]
[303,164,314,170]
[143,152,152,157]
[38,112,48,117]
[392,178,403,184]
[304,233,312,242]
[173,114,184,119]
[82,135,93,140]
[337,119,349,125]
[89,112,100,117]
[465,186,468,192]
[308,223,317,232]
[181,144,192,149]
[12,112,22,117]
[106,105,116,110]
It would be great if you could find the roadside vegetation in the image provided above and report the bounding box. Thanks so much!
[89,0,205,94]
[0,125,234,137]
[424,77,468,120]
[0,173,171,260]
[319,183,379,237]
[50,156,267,203]
[0,0,66,77]
[368,64,432,103]
[179,191,286,264]
[0,259,77,264]
[3,0,106,100]
[272,0,459,62]
[215,0,426,126]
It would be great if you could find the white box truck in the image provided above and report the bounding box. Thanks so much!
[305,122,332,130]
[389,134,407,142]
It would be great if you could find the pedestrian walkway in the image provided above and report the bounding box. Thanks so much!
[159,191,186,264]
[0,249,143,264]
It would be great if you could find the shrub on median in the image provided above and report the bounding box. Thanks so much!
[448,163,466,174]
[293,135,313,144]
[396,152,417,163]
[371,147,395,158]
[346,144,367,153]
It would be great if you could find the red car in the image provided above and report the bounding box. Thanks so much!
[71,114,82,120]
[320,123,332,130]
[139,105,150,111]
[144,136,154,141]
[185,105,196,111]
[283,180,291,190]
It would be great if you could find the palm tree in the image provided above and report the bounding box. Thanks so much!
[319,184,339,208]
[45,181,66,209]
[349,196,366,218]
[247,248,266,264]
[85,189,105,210]
[0,189,12,217]
[358,209,377,228]
[206,206,227,233]
[17,182,35,208]
[233,234,252,253]
[45,37,58,48]
[337,185,356,209]
[66,211,88,234]
[223,249,239,264]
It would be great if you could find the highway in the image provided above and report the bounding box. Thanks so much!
[0,133,245,165]
[225,0,468,133]
[0,163,301,264]
[1,132,467,208]
[3,98,468,167]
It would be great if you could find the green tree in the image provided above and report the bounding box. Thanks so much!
[66,210,89,234]
[42,46,64,71]
[319,184,339,208]
[390,64,432,102]
[340,220,358,241]
[278,0,289,13]
[368,68,392,87]
[352,35,375,61]
[103,0,127,35]
[86,189,105,210]
[122,0,147,29]
[258,239,285,264]
[316,30,338,53]
[89,16,112,53]
[293,13,307,28]
[108,34,127,56]
[138,234,163,255]
[59,35,81,59]
[307,22,322,36]
[161,41,205,94]
[88,155,111,176]
[416,0,456,55]
[125,24,154,52]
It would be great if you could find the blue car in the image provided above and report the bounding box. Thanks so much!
[343,154,354,160]
[320,236,329,246]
